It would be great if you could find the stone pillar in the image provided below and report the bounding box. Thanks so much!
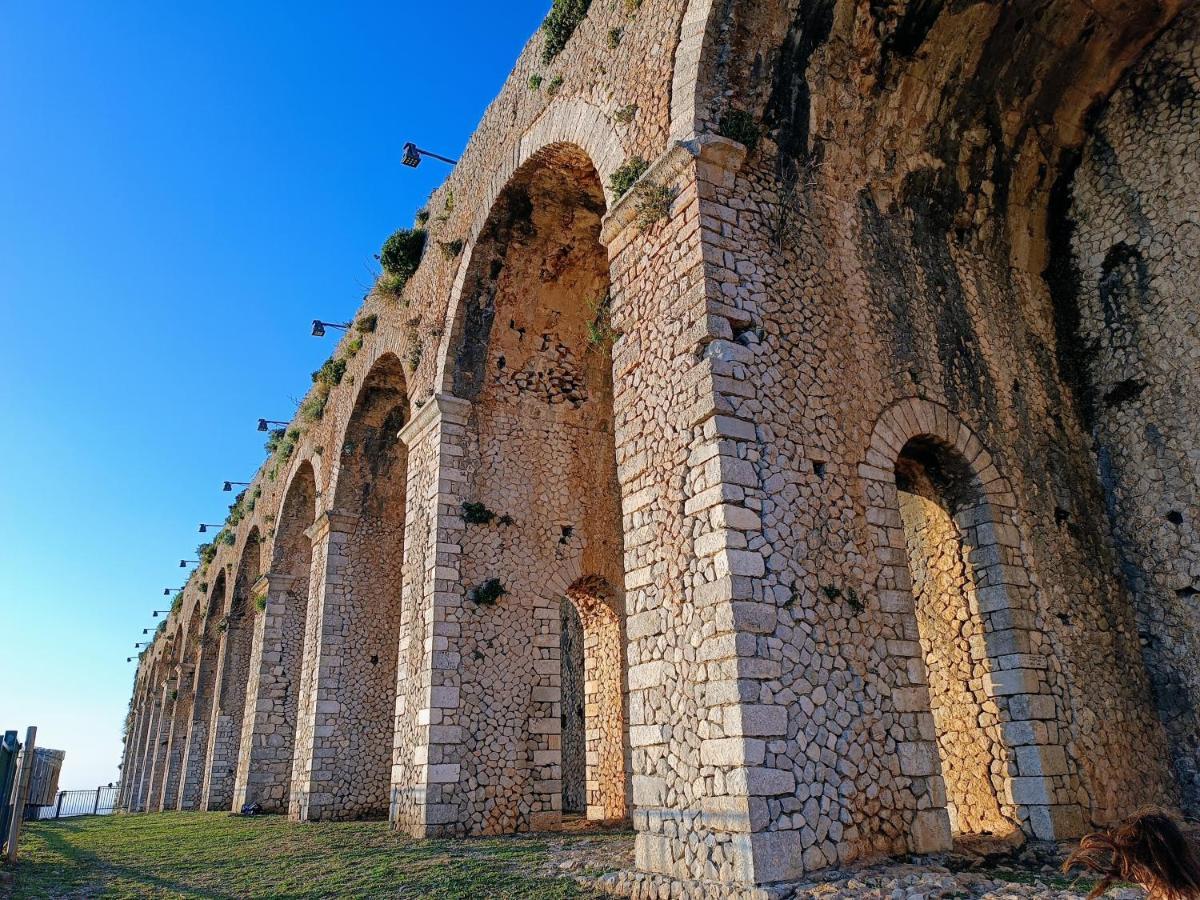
[178,638,219,810]
[288,510,362,821]
[147,680,176,811]
[602,135,807,887]
[233,573,300,813]
[160,664,194,811]
[134,689,164,812]
[121,691,151,811]
[389,393,471,836]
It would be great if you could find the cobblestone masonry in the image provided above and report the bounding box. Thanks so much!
[120,1,1200,893]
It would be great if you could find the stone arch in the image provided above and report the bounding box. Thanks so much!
[860,398,1072,846]
[433,101,625,394]
[669,0,725,141]
[446,139,628,834]
[180,569,226,810]
[289,356,408,821]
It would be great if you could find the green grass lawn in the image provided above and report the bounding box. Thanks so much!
[3,813,626,899]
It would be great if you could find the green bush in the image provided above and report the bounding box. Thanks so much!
[356,314,377,333]
[609,156,648,198]
[613,103,637,124]
[264,428,286,455]
[439,239,464,260]
[547,75,564,96]
[607,27,622,49]
[415,208,430,226]
[462,501,496,525]
[529,73,543,91]
[718,108,761,152]
[586,292,617,348]
[312,356,347,388]
[254,592,268,612]
[378,228,427,295]
[541,0,591,63]
[300,386,330,423]
[468,578,507,606]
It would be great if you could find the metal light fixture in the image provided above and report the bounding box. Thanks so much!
[179,559,197,568]
[223,481,251,492]
[198,523,221,533]
[127,657,133,662]
[311,320,350,337]
[134,642,147,648]
[257,418,288,432]
[402,142,457,168]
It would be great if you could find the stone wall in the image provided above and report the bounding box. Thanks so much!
[119,1,1200,894]
[1065,3,1200,814]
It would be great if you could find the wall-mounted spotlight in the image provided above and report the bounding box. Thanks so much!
[257,418,288,432]
[401,142,457,168]
[134,642,147,648]
[179,559,197,568]
[223,481,251,492]
[198,523,222,533]
[127,657,133,662]
[310,320,350,338]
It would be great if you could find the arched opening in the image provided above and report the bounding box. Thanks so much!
[247,461,316,813]
[894,436,1017,839]
[202,560,253,812]
[451,145,629,832]
[301,355,407,820]
[162,614,202,810]
[183,570,225,810]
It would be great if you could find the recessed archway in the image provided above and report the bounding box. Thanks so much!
[448,144,630,833]
[292,357,407,821]
[182,570,226,810]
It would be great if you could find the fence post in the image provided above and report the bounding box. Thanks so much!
[54,791,64,819]
[93,787,102,815]
[4,726,37,863]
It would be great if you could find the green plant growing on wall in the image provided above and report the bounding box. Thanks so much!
[718,108,761,152]
[439,239,464,260]
[170,591,184,615]
[377,227,427,297]
[254,592,268,612]
[199,582,208,594]
[607,27,622,49]
[406,340,423,372]
[313,356,347,388]
[356,314,377,334]
[264,428,286,455]
[300,388,329,423]
[613,103,637,124]
[634,181,678,230]
[547,75,564,96]
[624,0,642,11]
[586,291,617,348]
[415,208,430,227]
[461,501,497,525]
[529,73,544,90]
[468,578,507,606]
[345,335,364,358]
[609,156,648,198]
[541,0,591,64]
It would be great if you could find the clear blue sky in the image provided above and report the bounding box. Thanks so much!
[0,1,547,791]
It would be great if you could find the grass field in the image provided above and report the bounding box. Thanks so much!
[2,812,628,898]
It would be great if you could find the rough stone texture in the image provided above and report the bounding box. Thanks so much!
[118,1,1200,893]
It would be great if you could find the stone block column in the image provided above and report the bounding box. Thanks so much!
[288,510,361,821]
[160,664,194,810]
[233,573,300,813]
[134,689,164,812]
[120,691,151,810]
[147,679,177,811]
[390,393,471,836]
[601,135,808,887]
[178,640,219,810]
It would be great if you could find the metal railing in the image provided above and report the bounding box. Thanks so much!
[28,787,118,820]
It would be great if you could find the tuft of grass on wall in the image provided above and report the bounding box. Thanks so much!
[718,108,761,152]
[609,156,649,198]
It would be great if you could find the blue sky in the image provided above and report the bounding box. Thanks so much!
[0,1,547,791]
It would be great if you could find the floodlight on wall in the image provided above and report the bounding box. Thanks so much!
[257,418,288,432]
[310,320,350,338]
[223,481,251,492]
[134,642,147,648]
[179,559,197,568]
[127,657,133,662]
[401,142,457,168]
[198,523,221,533]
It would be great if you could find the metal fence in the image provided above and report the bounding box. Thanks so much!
[28,787,118,820]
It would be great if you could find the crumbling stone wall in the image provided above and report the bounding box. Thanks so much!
[1064,4,1200,814]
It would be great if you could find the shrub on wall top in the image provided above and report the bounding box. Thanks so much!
[377,228,427,297]
[542,0,591,64]
[609,156,648,198]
